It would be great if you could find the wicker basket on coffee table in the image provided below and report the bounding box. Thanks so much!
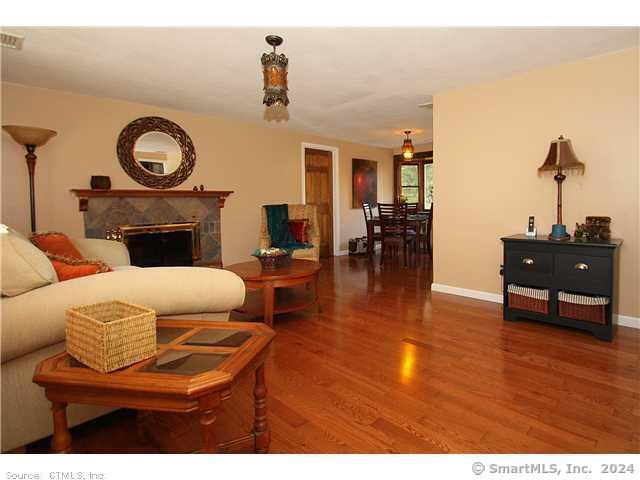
[65,300,156,373]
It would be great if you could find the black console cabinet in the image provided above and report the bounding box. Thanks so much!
[501,235,622,341]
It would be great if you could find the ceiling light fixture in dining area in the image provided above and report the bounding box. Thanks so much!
[401,130,415,160]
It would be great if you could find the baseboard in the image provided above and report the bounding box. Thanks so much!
[431,283,503,304]
[431,283,640,329]
[616,314,640,329]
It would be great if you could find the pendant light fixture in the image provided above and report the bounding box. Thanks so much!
[261,35,289,107]
[401,130,414,160]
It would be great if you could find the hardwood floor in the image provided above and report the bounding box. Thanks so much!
[26,254,640,453]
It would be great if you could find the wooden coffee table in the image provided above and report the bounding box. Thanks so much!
[33,319,275,454]
[225,259,321,327]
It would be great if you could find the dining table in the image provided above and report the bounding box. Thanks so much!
[365,211,431,256]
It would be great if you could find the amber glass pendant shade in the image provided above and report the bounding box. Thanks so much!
[261,35,289,107]
[401,130,414,160]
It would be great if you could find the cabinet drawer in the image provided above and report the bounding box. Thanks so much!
[505,250,553,283]
[555,254,612,294]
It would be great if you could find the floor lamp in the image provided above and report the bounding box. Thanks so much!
[3,125,57,232]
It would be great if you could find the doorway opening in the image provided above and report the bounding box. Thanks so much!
[301,144,340,257]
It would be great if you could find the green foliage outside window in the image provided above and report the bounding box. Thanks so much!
[401,165,419,186]
[424,164,433,207]
[401,187,420,203]
[399,162,433,207]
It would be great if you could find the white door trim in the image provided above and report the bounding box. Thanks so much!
[301,143,340,256]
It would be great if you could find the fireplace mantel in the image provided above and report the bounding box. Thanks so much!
[70,189,233,211]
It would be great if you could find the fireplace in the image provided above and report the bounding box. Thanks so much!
[77,191,227,266]
[115,222,201,267]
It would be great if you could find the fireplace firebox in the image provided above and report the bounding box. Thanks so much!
[117,222,201,267]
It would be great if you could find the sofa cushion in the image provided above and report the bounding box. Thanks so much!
[72,238,131,268]
[1,266,246,363]
[1,226,58,297]
[111,265,141,272]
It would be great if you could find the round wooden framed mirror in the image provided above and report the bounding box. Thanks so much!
[116,116,196,189]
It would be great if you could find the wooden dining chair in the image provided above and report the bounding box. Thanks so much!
[405,203,419,215]
[404,202,425,251]
[377,203,416,267]
[426,202,433,254]
[362,203,381,255]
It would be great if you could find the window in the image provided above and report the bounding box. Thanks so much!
[400,164,419,203]
[394,152,433,209]
[424,163,433,208]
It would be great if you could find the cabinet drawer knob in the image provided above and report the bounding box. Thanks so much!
[574,262,589,271]
[521,258,534,265]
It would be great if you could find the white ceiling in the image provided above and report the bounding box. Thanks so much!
[2,27,637,147]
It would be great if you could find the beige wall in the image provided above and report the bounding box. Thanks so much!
[1,83,393,264]
[433,48,639,317]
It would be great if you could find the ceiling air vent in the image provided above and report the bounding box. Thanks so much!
[1,32,24,50]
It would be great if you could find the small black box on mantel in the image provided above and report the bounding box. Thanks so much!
[90,176,111,190]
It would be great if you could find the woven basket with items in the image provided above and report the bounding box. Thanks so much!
[252,247,291,270]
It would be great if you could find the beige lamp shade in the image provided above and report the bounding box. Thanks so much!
[538,135,584,172]
[2,125,57,147]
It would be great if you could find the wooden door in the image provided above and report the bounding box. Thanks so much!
[305,148,333,257]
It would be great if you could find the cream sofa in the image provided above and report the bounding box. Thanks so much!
[1,232,245,452]
[259,204,321,261]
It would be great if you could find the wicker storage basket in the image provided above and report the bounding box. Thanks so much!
[507,284,549,314]
[66,300,156,373]
[558,291,609,324]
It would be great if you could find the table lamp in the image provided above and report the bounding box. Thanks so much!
[538,135,584,240]
[2,125,57,232]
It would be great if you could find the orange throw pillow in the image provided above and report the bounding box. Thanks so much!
[30,232,112,281]
[31,232,84,260]
[47,254,111,281]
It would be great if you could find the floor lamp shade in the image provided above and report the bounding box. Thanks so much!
[3,125,57,146]
[2,125,58,232]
